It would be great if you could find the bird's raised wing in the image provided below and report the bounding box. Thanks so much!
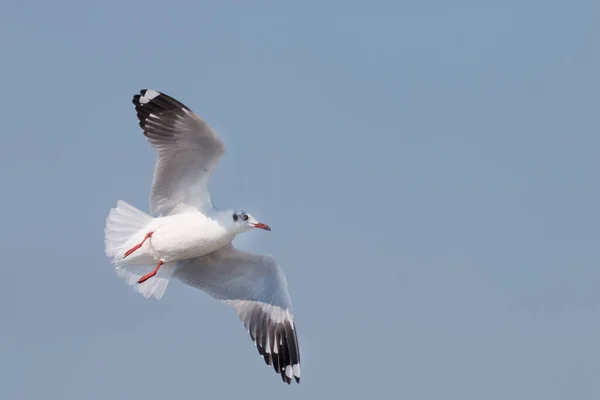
[132,89,225,215]
[174,244,301,384]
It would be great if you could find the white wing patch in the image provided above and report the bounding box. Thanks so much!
[139,89,160,104]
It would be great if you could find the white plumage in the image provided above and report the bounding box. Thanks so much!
[103,89,301,384]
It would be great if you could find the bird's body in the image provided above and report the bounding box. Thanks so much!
[112,210,236,265]
[103,89,301,384]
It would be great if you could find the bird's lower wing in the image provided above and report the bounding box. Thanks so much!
[173,244,301,384]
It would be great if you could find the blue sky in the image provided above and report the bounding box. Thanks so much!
[1,0,599,398]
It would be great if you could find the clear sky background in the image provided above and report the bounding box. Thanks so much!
[1,1,599,399]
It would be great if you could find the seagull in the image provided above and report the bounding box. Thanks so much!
[104,89,301,384]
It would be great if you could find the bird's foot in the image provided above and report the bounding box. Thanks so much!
[137,260,164,284]
[124,231,154,258]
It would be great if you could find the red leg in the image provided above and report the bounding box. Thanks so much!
[137,260,164,284]
[124,232,154,258]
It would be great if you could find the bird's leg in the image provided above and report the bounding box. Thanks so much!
[123,232,154,258]
[137,260,164,284]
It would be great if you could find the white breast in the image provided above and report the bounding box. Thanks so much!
[147,212,235,262]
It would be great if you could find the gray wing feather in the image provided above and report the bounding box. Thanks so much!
[132,89,225,215]
[174,244,301,384]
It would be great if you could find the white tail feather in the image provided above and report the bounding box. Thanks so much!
[104,200,171,299]
[116,263,175,299]
[105,200,153,259]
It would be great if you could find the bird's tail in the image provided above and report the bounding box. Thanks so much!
[104,200,173,299]
[104,200,153,260]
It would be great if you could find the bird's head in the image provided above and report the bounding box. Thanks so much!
[231,210,271,233]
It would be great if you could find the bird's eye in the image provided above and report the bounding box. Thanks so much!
[242,214,249,221]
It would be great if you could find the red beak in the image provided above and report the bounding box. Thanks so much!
[253,223,271,231]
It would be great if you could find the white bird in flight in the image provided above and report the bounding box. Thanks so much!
[104,89,300,384]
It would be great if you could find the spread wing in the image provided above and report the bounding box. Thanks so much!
[132,89,225,215]
[174,244,301,384]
